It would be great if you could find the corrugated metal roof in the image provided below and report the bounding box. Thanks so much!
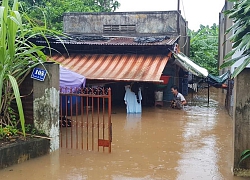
[37,35,179,46]
[50,54,170,82]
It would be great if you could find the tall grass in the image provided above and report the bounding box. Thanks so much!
[0,0,60,137]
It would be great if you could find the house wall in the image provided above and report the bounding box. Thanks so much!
[218,2,233,75]
[233,68,250,170]
[219,2,250,173]
[63,11,184,37]
[218,2,234,116]
[178,15,189,55]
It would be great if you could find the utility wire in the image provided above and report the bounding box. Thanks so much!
[181,0,186,21]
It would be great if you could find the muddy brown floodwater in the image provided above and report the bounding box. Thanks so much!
[0,88,249,180]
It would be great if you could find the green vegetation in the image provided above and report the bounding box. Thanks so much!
[0,124,45,141]
[188,24,219,75]
[239,150,250,167]
[0,125,18,140]
[24,124,45,136]
[0,0,58,140]
[220,0,250,78]
[20,0,120,31]
[0,0,120,142]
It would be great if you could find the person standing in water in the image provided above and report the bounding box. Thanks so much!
[170,85,186,109]
[124,82,142,113]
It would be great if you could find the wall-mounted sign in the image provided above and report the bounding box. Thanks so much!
[31,67,47,81]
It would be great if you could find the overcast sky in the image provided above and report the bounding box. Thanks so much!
[116,0,225,31]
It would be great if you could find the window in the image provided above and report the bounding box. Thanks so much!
[103,25,136,33]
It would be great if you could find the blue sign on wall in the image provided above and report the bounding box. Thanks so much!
[31,67,47,81]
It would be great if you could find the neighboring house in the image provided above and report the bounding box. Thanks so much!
[218,1,234,116]
[219,1,250,116]
[219,2,250,172]
[32,11,189,106]
[218,2,233,75]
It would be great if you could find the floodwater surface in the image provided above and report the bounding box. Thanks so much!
[0,88,248,180]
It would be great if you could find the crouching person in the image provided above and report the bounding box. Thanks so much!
[170,85,186,109]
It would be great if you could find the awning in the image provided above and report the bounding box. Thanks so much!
[49,54,170,83]
[60,66,86,88]
[172,52,209,78]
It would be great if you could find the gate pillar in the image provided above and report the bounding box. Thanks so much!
[33,63,60,152]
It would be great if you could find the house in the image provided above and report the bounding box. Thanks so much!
[218,1,234,115]
[219,1,250,116]
[31,11,189,106]
[218,1,250,174]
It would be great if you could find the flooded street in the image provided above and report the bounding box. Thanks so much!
[0,88,248,180]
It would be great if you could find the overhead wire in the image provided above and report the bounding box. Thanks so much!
[179,0,189,49]
[181,0,186,21]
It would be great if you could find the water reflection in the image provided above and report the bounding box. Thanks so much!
[125,114,142,131]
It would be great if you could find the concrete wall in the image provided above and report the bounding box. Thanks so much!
[63,11,183,36]
[0,138,50,169]
[233,68,250,170]
[33,63,60,152]
[218,2,233,75]
[179,15,189,55]
[218,2,234,116]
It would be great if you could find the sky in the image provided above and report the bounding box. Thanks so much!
[116,0,225,31]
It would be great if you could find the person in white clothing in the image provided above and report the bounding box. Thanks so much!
[170,85,186,109]
[124,82,142,114]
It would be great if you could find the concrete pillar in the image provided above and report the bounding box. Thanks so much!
[233,68,250,170]
[33,63,60,152]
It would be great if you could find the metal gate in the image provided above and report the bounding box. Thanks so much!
[59,87,112,153]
